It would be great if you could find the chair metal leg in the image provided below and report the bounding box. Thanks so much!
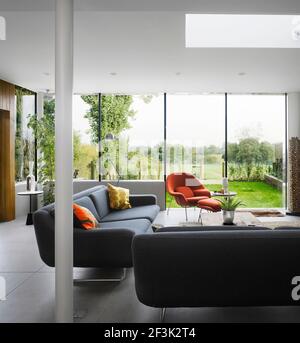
[185,207,188,221]
[74,268,127,283]
[160,308,166,323]
[198,209,203,225]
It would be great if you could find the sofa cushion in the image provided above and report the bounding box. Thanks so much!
[100,218,152,235]
[193,189,211,197]
[89,188,110,219]
[101,205,160,223]
[74,196,100,222]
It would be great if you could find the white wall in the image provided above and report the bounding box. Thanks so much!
[288,93,300,139]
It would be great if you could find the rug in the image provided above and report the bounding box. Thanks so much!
[179,212,259,227]
[261,221,300,229]
[239,210,285,217]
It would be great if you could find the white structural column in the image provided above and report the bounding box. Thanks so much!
[55,0,74,323]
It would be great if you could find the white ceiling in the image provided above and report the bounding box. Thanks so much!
[1,1,300,93]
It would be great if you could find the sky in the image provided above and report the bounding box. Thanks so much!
[73,94,286,146]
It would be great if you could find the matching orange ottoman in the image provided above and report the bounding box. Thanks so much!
[196,197,221,224]
[197,198,221,212]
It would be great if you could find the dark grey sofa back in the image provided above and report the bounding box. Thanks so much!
[133,229,300,308]
[90,188,110,218]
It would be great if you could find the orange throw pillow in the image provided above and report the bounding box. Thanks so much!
[73,203,98,230]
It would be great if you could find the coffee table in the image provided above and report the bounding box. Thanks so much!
[153,209,260,230]
[211,191,237,198]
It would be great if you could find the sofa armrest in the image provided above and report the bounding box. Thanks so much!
[74,228,135,268]
[129,194,157,207]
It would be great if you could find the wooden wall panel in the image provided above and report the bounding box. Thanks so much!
[0,80,16,221]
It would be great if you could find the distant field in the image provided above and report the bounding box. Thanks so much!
[168,163,222,180]
[166,181,283,209]
[204,164,222,180]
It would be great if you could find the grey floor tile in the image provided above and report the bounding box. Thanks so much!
[0,273,55,323]
[0,273,32,295]
[0,217,43,273]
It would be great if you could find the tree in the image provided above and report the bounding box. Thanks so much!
[236,138,261,165]
[15,87,36,181]
[81,95,135,144]
[28,98,55,204]
[28,99,84,204]
[259,141,274,164]
[227,143,239,163]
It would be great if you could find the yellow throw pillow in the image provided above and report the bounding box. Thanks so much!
[107,183,131,210]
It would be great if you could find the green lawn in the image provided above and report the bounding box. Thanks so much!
[166,181,283,209]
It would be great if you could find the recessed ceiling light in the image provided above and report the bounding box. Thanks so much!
[238,72,246,76]
[110,72,117,76]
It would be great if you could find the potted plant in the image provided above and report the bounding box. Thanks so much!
[219,197,245,225]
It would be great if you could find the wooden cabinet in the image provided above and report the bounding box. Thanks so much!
[0,80,16,221]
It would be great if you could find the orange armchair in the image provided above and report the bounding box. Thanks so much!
[166,172,209,207]
[166,172,220,221]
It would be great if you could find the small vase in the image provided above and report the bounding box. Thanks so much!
[222,177,229,194]
[26,161,36,192]
[223,210,235,225]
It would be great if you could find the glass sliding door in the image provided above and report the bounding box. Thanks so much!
[100,94,164,181]
[166,94,225,207]
[167,94,225,180]
[227,94,285,208]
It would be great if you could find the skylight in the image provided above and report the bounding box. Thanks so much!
[185,14,300,48]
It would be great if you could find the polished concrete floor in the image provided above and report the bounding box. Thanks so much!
[1,211,300,323]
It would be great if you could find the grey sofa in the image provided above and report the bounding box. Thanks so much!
[33,185,160,268]
[133,226,300,315]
